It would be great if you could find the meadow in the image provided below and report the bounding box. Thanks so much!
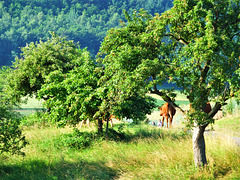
[1,94,240,180]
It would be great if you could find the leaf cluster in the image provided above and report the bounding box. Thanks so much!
[38,53,102,126]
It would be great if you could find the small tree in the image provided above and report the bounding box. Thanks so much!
[0,67,28,155]
[99,1,240,167]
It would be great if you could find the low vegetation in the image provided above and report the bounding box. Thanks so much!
[0,112,239,179]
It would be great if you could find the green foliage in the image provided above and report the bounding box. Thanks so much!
[104,128,126,141]
[152,0,240,124]
[100,1,240,126]
[7,33,85,104]
[117,94,156,122]
[38,52,101,126]
[59,129,97,150]
[0,67,28,155]
[0,109,27,155]
[97,9,161,124]
[99,9,166,92]
[58,126,126,150]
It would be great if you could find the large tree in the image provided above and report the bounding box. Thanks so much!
[99,0,240,167]
[155,0,240,167]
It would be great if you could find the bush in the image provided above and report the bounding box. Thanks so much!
[0,107,28,155]
[59,129,97,150]
[58,125,128,150]
[104,127,126,141]
[0,67,28,155]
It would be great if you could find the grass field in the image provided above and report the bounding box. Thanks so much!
[1,112,240,179]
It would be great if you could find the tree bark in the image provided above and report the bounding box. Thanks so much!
[97,118,103,135]
[105,118,109,136]
[192,122,207,167]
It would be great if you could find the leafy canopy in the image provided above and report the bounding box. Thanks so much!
[8,33,85,103]
[153,0,240,124]
[38,54,102,126]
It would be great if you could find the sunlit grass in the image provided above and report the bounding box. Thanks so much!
[211,114,240,137]
[1,119,239,180]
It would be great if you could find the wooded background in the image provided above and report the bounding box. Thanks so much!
[0,0,173,66]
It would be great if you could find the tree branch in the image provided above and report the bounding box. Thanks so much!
[149,85,185,113]
[200,59,211,84]
[202,83,230,128]
[165,33,189,45]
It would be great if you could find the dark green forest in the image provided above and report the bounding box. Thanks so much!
[0,0,173,66]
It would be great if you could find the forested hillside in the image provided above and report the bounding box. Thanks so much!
[0,0,173,66]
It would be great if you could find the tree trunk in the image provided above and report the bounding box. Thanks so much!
[105,118,109,136]
[97,118,103,135]
[192,122,207,167]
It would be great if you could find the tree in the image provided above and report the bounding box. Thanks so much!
[154,0,240,167]
[99,0,240,167]
[7,33,84,104]
[38,50,156,134]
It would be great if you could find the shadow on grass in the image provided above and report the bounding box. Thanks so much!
[0,159,118,180]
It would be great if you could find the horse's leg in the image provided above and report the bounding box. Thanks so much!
[169,114,173,127]
[161,116,165,127]
[166,115,169,128]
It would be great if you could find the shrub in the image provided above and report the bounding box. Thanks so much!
[0,67,28,155]
[0,107,28,155]
[59,129,97,150]
[104,127,126,141]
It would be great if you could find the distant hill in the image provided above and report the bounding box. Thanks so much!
[0,0,173,66]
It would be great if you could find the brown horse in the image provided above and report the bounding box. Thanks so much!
[158,103,176,128]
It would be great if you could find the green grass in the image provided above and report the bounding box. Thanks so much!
[209,113,240,137]
[1,114,240,180]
